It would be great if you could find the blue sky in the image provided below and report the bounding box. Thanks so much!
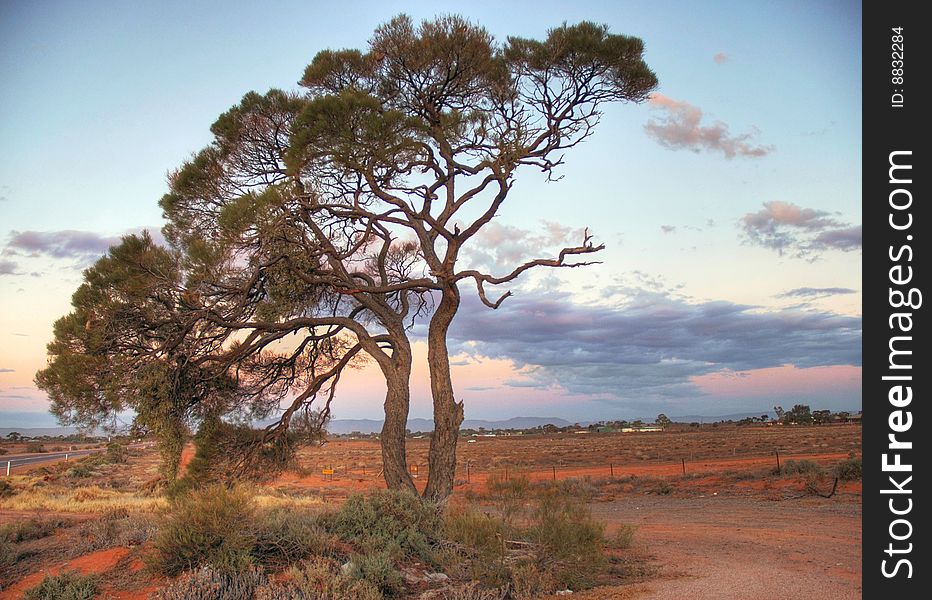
[0,1,862,427]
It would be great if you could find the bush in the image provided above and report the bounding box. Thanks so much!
[106,442,127,464]
[348,550,404,597]
[774,459,824,476]
[0,539,16,575]
[833,456,862,480]
[251,506,335,567]
[78,509,156,552]
[0,479,14,498]
[509,559,555,599]
[153,565,265,600]
[530,489,606,589]
[254,557,382,600]
[23,571,98,600]
[0,516,69,543]
[332,490,441,561]
[440,503,508,585]
[609,524,637,549]
[25,442,47,453]
[148,484,256,576]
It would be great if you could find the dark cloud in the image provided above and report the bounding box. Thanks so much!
[445,290,860,404]
[0,368,15,373]
[713,52,729,64]
[644,94,773,159]
[740,201,861,258]
[660,225,677,234]
[777,287,857,299]
[0,259,17,275]
[4,227,166,266]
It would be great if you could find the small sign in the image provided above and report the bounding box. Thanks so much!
[322,469,334,475]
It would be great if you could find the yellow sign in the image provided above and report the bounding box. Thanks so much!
[322,469,334,475]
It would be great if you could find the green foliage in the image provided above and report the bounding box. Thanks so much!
[251,506,335,567]
[106,442,127,463]
[78,509,156,552]
[833,455,862,480]
[332,490,441,561]
[25,442,47,453]
[23,571,99,600]
[348,551,404,597]
[774,459,824,476]
[0,479,14,498]
[530,489,606,589]
[149,484,257,576]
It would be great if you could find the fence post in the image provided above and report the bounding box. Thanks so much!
[610,463,614,477]
[6,461,10,477]
[681,458,686,475]
[466,462,470,484]
[552,465,556,481]
[65,453,69,461]
[775,450,781,471]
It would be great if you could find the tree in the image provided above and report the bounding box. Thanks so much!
[292,15,657,499]
[784,404,813,425]
[656,414,672,427]
[773,406,785,422]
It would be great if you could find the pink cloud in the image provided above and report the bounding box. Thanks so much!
[644,93,774,159]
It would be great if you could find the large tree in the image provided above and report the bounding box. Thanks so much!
[290,15,657,499]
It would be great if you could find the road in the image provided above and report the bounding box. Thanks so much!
[2,443,154,473]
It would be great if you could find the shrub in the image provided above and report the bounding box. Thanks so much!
[254,556,382,600]
[441,503,508,585]
[530,489,606,589]
[332,490,441,561]
[148,484,256,576]
[833,456,862,480]
[251,506,335,567]
[106,442,127,464]
[348,550,404,597]
[774,459,824,476]
[153,565,265,600]
[0,479,14,498]
[0,516,69,543]
[609,524,637,549]
[25,442,47,453]
[23,571,98,600]
[509,558,555,599]
[78,509,156,552]
[0,539,16,575]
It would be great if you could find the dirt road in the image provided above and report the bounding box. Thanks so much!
[586,496,860,599]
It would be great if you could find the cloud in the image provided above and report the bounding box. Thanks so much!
[11,333,29,337]
[740,201,861,258]
[464,385,497,392]
[0,259,17,275]
[644,94,774,159]
[3,226,166,267]
[713,52,729,64]
[777,287,856,299]
[460,220,591,274]
[0,368,15,373]
[660,225,677,234]
[445,289,860,406]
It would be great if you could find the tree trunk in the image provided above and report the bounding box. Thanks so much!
[379,338,417,493]
[424,283,464,501]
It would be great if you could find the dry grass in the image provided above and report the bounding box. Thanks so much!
[0,483,165,513]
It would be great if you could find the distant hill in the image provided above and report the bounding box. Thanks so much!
[321,416,574,435]
[0,426,98,438]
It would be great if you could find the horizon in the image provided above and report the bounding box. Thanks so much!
[1,1,862,429]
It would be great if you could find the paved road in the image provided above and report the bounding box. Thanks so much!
[3,448,102,472]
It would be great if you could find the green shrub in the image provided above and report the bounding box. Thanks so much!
[148,484,256,576]
[23,571,98,600]
[106,442,127,464]
[25,442,47,453]
[774,459,824,476]
[153,565,265,600]
[0,539,16,574]
[530,490,606,589]
[348,551,403,597]
[833,456,862,480]
[440,503,509,585]
[78,509,156,552]
[251,506,335,567]
[0,479,13,498]
[509,558,555,599]
[332,490,441,561]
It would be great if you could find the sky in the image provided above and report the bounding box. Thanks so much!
[0,0,862,427]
